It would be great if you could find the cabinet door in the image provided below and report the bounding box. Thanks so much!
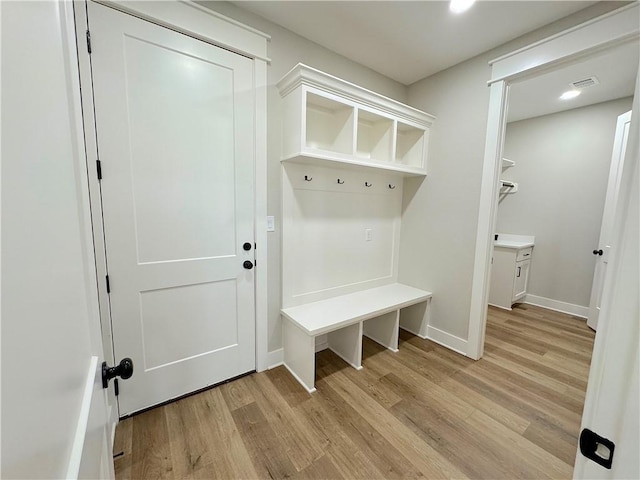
[512,259,530,301]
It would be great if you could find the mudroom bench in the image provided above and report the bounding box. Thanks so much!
[281,283,432,393]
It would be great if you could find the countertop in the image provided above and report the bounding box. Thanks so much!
[494,233,535,249]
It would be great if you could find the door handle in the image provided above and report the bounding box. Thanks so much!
[579,428,614,469]
[102,358,133,388]
[593,249,603,256]
[243,260,254,270]
[517,266,521,277]
[243,242,252,251]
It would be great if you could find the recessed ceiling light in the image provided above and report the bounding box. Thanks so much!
[450,0,476,14]
[560,90,581,100]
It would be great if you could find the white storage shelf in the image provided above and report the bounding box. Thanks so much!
[278,64,435,177]
[305,92,354,155]
[281,283,432,393]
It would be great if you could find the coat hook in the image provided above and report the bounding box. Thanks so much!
[337,179,345,184]
[304,175,313,182]
[388,184,396,189]
[365,181,373,187]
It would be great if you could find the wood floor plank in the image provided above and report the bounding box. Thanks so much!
[316,372,425,479]
[219,374,256,411]
[113,417,132,480]
[295,387,388,479]
[196,387,258,479]
[322,368,469,479]
[464,409,572,479]
[290,454,344,480]
[244,372,326,472]
[130,406,173,479]
[438,375,531,435]
[164,395,213,478]
[231,402,299,478]
[115,303,594,479]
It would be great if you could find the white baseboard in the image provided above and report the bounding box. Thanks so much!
[315,335,328,353]
[111,412,117,445]
[425,325,468,356]
[524,294,588,319]
[267,348,284,369]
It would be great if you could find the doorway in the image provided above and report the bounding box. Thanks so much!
[488,41,636,326]
[467,5,640,360]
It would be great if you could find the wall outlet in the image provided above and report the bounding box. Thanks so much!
[365,229,373,241]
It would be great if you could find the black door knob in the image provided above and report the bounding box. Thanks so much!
[102,357,133,388]
[243,260,254,270]
[243,242,252,251]
[593,249,603,256]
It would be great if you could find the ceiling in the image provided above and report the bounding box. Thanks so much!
[235,1,599,85]
[507,40,638,122]
[234,1,636,120]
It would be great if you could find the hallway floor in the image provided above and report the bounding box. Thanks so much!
[114,304,595,479]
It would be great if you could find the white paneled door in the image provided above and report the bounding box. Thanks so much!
[88,2,256,415]
[587,110,631,331]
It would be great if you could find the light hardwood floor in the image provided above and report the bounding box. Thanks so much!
[114,304,595,479]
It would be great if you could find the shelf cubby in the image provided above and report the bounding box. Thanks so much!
[395,122,425,168]
[356,109,393,163]
[305,92,354,155]
[278,63,435,177]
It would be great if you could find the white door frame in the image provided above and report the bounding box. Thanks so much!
[467,3,640,360]
[73,0,270,417]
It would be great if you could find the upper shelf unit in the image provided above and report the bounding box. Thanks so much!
[277,64,436,177]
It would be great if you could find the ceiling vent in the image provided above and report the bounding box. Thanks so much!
[569,76,600,89]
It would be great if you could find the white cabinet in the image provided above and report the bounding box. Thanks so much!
[277,63,435,176]
[512,258,531,301]
[489,245,534,310]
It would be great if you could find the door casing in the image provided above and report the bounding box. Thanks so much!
[73,0,269,418]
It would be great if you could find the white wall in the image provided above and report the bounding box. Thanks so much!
[400,2,628,342]
[197,1,407,354]
[1,2,104,477]
[498,98,632,308]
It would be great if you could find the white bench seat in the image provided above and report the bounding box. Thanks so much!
[281,283,432,393]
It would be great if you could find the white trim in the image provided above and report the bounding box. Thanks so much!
[283,363,317,394]
[254,59,269,372]
[426,326,468,356]
[93,0,271,62]
[468,4,640,361]
[524,294,589,319]
[467,81,509,360]
[489,3,639,66]
[277,63,435,127]
[111,417,117,445]
[315,337,329,353]
[267,348,284,369]
[488,4,639,84]
[66,356,99,480]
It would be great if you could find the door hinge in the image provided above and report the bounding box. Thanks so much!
[106,274,111,293]
[86,30,92,54]
[114,378,119,396]
[96,159,102,180]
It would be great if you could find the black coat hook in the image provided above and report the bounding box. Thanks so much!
[365,181,372,187]
[388,184,396,189]
[304,175,313,181]
[337,179,345,184]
